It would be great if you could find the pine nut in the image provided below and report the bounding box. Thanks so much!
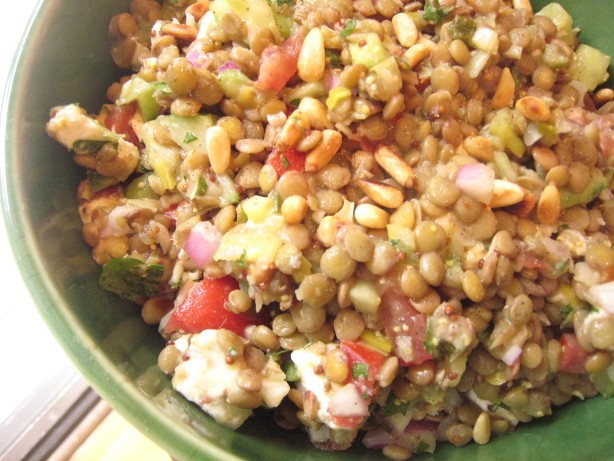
[473,412,492,445]
[515,96,551,122]
[490,179,525,208]
[374,145,415,188]
[206,126,231,173]
[376,356,399,387]
[491,67,515,109]
[357,179,404,209]
[531,145,558,171]
[512,0,533,13]
[463,136,494,162]
[160,23,198,42]
[392,13,418,48]
[354,203,390,229]
[305,130,343,172]
[185,0,209,20]
[235,138,268,154]
[403,41,435,68]
[537,182,560,225]
[298,28,326,83]
[276,114,307,151]
[281,195,308,224]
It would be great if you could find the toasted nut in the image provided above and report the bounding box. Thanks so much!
[515,96,551,122]
[595,88,614,106]
[374,145,415,188]
[160,23,198,42]
[355,203,390,229]
[298,28,326,83]
[297,97,332,130]
[305,130,343,172]
[392,13,418,48]
[512,0,533,12]
[463,136,494,162]
[490,179,525,208]
[297,130,323,152]
[206,126,231,173]
[358,180,404,209]
[185,0,209,19]
[403,41,434,68]
[491,67,515,109]
[531,145,558,171]
[537,182,560,225]
[473,412,492,445]
[276,114,307,151]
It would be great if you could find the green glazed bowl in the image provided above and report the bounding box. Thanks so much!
[2,1,613,460]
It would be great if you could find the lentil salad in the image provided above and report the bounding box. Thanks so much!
[45,0,614,458]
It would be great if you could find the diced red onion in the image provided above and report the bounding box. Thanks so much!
[100,205,139,237]
[217,60,241,73]
[524,122,543,146]
[455,163,495,204]
[568,80,588,107]
[501,344,522,366]
[404,420,439,433]
[183,221,222,268]
[327,70,341,90]
[589,281,614,315]
[327,383,369,418]
[186,47,210,68]
[362,428,396,449]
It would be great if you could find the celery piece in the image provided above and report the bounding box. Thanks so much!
[536,3,574,45]
[569,44,612,92]
[284,81,327,104]
[117,76,163,121]
[217,69,257,108]
[274,13,293,39]
[210,0,281,43]
[542,42,571,69]
[489,111,526,157]
[493,150,518,181]
[348,33,389,69]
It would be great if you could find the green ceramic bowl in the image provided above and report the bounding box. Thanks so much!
[2,1,614,460]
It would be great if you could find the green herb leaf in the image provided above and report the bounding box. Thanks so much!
[281,155,290,169]
[424,320,456,359]
[272,192,281,213]
[555,259,570,275]
[195,175,208,196]
[491,402,510,412]
[99,257,164,303]
[285,362,300,382]
[381,397,410,416]
[325,49,342,68]
[341,18,357,39]
[423,0,453,24]
[86,170,119,192]
[352,362,370,379]
[289,98,301,106]
[72,139,114,155]
[272,0,295,5]
[415,441,430,454]
[236,249,248,269]
[183,131,198,144]
[449,15,476,42]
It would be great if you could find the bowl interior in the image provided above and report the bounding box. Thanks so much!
[2,1,614,460]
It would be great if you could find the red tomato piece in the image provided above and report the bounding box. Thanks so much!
[519,251,547,270]
[266,147,305,177]
[329,415,365,430]
[340,340,387,401]
[164,276,267,336]
[104,102,141,147]
[559,333,589,374]
[255,36,303,92]
[379,288,433,366]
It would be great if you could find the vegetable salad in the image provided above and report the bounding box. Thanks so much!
[47,0,614,458]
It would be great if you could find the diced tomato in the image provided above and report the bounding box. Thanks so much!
[340,340,387,401]
[519,251,547,270]
[329,415,365,430]
[104,102,141,147]
[559,333,589,374]
[164,276,267,336]
[255,36,303,92]
[379,288,433,366]
[266,147,305,177]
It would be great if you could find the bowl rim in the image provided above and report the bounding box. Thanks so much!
[0,1,241,460]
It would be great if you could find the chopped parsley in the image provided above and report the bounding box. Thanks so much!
[99,257,165,303]
[424,321,456,359]
[236,249,248,269]
[72,139,115,155]
[280,154,290,169]
[449,15,476,42]
[289,98,301,106]
[325,49,342,68]
[272,191,282,213]
[341,18,357,39]
[183,131,198,144]
[491,402,510,412]
[381,395,410,416]
[271,0,295,5]
[555,260,571,275]
[352,362,370,379]
[284,361,300,382]
[423,0,453,24]
[195,175,208,196]
[86,170,119,192]
[415,441,431,454]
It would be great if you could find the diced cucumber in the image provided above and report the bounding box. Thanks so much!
[126,173,158,199]
[348,33,389,69]
[569,44,612,91]
[157,114,216,152]
[536,3,574,45]
[217,69,257,108]
[117,77,164,121]
[210,0,281,43]
[559,170,611,209]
